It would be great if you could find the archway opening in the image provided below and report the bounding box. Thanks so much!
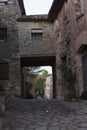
[21,56,56,99]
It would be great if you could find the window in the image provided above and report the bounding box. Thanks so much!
[31,29,43,43]
[32,33,42,42]
[0,0,8,5]
[0,62,9,80]
[0,28,7,41]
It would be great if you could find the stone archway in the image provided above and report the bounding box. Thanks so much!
[20,56,56,98]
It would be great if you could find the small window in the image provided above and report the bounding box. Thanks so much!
[32,33,42,42]
[31,29,43,43]
[0,28,7,42]
[0,62,9,80]
[0,0,8,5]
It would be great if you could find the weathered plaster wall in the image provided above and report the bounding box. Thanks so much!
[68,0,87,96]
[53,0,87,97]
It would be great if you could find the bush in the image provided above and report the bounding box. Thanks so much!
[59,59,77,100]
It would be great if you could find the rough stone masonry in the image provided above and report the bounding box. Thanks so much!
[0,0,87,99]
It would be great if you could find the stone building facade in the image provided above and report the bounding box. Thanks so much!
[17,15,56,98]
[48,0,87,98]
[0,0,87,99]
[0,0,25,96]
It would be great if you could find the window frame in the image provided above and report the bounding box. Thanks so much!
[31,29,43,43]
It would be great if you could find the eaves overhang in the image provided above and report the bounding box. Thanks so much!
[17,15,48,22]
[17,0,26,15]
[48,0,65,23]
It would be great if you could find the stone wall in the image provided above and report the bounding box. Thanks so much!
[2,0,87,98]
[15,0,87,98]
[0,0,22,96]
[67,0,87,96]
[17,21,56,56]
[53,0,87,97]
[53,3,68,98]
[17,19,56,98]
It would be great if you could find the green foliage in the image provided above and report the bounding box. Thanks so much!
[40,70,48,78]
[60,65,76,89]
[59,59,76,100]
[35,77,44,97]
[35,69,48,97]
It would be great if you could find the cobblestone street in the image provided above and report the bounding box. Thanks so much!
[0,98,87,130]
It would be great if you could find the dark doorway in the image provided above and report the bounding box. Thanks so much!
[20,56,56,98]
[82,54,87,91]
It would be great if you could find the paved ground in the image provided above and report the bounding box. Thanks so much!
[0,98,87,130]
